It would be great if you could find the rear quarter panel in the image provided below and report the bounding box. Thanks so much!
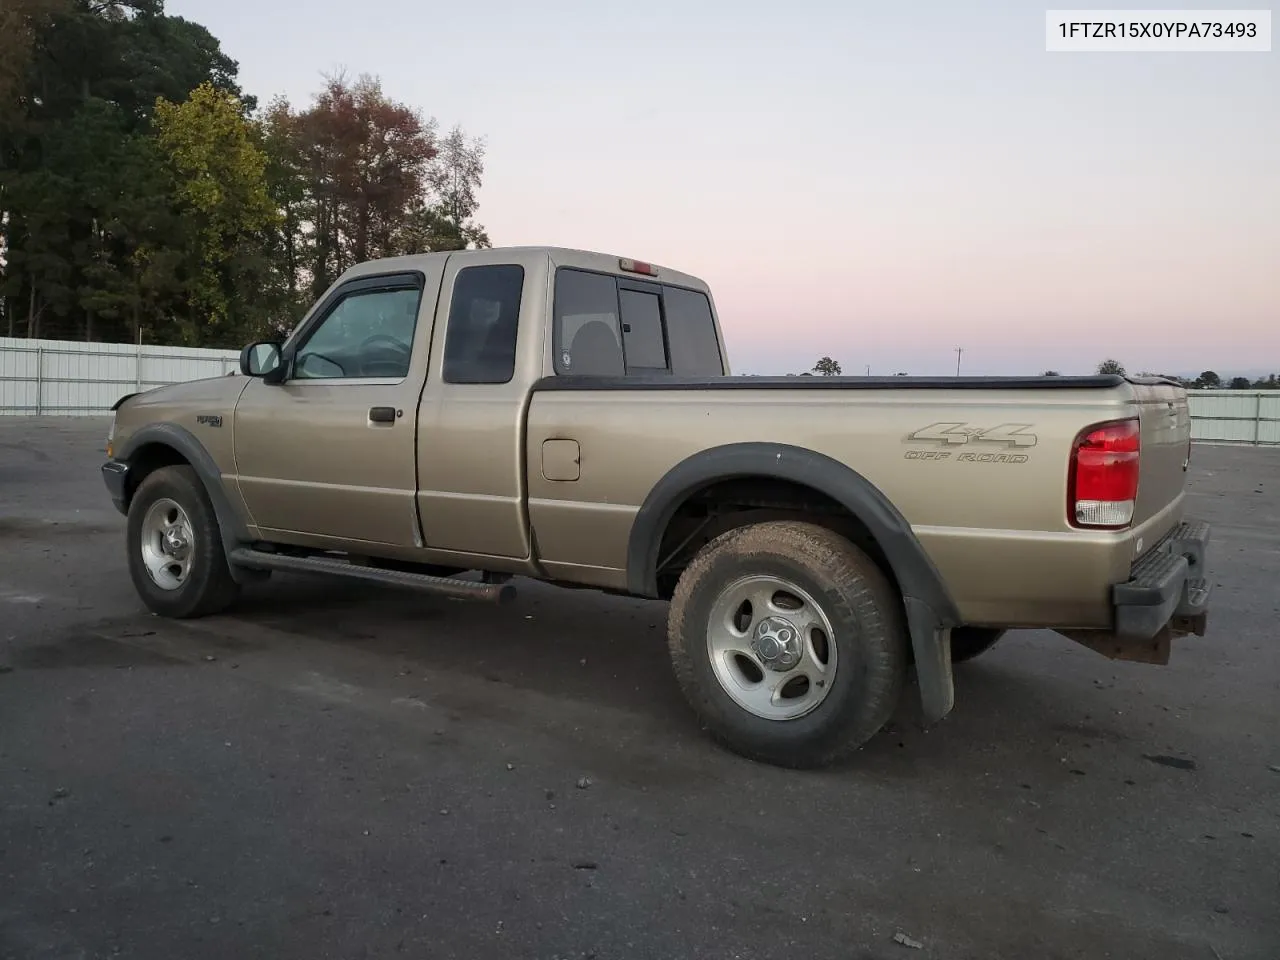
[526,383,1172,628]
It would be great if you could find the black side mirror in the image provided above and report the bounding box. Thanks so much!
[240,341,284,382]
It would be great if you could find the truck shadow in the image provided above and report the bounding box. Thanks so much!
[222,572,1144,782]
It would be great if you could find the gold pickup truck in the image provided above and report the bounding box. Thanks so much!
[101,246,1211,768]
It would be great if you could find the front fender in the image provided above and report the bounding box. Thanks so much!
[113,423,254,574]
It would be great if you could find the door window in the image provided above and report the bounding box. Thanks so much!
[293,286,422,380]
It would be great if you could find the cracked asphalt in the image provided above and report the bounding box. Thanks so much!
[1,417,1277,960]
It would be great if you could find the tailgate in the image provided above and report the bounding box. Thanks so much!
[1131,381,1192,530]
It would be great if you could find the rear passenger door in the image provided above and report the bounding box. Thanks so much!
[414,253,538,561]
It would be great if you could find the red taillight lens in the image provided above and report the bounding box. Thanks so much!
[1069,418,1140,529]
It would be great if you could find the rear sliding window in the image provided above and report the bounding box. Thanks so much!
[553,267,723,377]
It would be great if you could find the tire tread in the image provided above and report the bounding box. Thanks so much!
[667,520,906,768]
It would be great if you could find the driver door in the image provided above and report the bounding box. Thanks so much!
[233,268,441,547]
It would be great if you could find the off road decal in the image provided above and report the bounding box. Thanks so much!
[903,422,1036,464]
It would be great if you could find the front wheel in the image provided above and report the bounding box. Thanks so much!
[666,521,908,769]
[126,465,240,619]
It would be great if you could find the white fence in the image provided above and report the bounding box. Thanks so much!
[0,336,240,416]
[1,338,1278,442]
[1187,390,1280,446]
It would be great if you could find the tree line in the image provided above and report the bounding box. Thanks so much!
[1,0,490,348]
[803,357,1278,389]
[1087,360,1277,390]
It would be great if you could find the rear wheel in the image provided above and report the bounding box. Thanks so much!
[666,521,907,769]
[949,626,1006,663]
[126,465,240,618]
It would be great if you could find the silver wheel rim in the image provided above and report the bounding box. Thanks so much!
[706,574,839,721]
[139,497,195,591]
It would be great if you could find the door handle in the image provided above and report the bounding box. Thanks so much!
[369,406,397,423]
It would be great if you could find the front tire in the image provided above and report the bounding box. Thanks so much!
[667,521,907,769]
[126,465,240,619]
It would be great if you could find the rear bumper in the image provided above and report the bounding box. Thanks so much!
[1113,519,1210,640]
[102,459,130,515]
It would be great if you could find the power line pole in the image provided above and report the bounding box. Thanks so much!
[955,347,963,376]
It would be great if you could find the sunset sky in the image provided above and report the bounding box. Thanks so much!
[170,0,1278,377]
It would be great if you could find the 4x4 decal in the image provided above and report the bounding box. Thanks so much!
[905,422,1038,448]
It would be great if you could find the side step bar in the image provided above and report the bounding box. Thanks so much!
[227,548,517,603]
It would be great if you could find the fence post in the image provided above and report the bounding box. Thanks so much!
[1255,393,1263,446]
[35,346,43,416]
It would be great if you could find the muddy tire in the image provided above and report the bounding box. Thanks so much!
[666,520,907,769]
[126,465,240,619]
[949,627,1005,663]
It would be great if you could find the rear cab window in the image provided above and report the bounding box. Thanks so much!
[553,267,723,378]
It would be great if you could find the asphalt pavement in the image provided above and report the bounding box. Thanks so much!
[1,417,1277,960]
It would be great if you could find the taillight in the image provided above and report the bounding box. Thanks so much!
[1069,418,1140,529]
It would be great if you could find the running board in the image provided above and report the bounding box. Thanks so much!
[227,548,517,603]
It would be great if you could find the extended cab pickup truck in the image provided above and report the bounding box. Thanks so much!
[101,246,1212,768]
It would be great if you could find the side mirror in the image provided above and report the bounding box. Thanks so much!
[240,341,284,382]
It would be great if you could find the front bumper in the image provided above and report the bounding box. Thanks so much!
[1113,519,1211,640]
[102,460,130,515]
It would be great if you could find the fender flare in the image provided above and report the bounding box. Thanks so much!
[626,441,960,723]
[115,423,258,582]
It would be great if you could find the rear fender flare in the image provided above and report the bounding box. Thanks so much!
[626,442,960,723]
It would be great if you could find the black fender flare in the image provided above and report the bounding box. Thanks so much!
[115,423,259,583]
[626,441,960,723]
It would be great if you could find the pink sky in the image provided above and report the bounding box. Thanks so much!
[173,0,1279,377]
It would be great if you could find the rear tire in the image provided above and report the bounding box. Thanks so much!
[949,627,1005,663]
[126,465,240,619]
[666,521,907,769]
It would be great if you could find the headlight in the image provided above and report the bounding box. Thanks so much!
[106,419,116,458]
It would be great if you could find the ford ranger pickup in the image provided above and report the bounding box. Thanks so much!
[100,246,1212,768]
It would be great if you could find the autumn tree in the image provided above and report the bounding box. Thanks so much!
[256,74,493,320]
[283,74,437,298]
[812,356,842,376]
[152,82,278,345]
